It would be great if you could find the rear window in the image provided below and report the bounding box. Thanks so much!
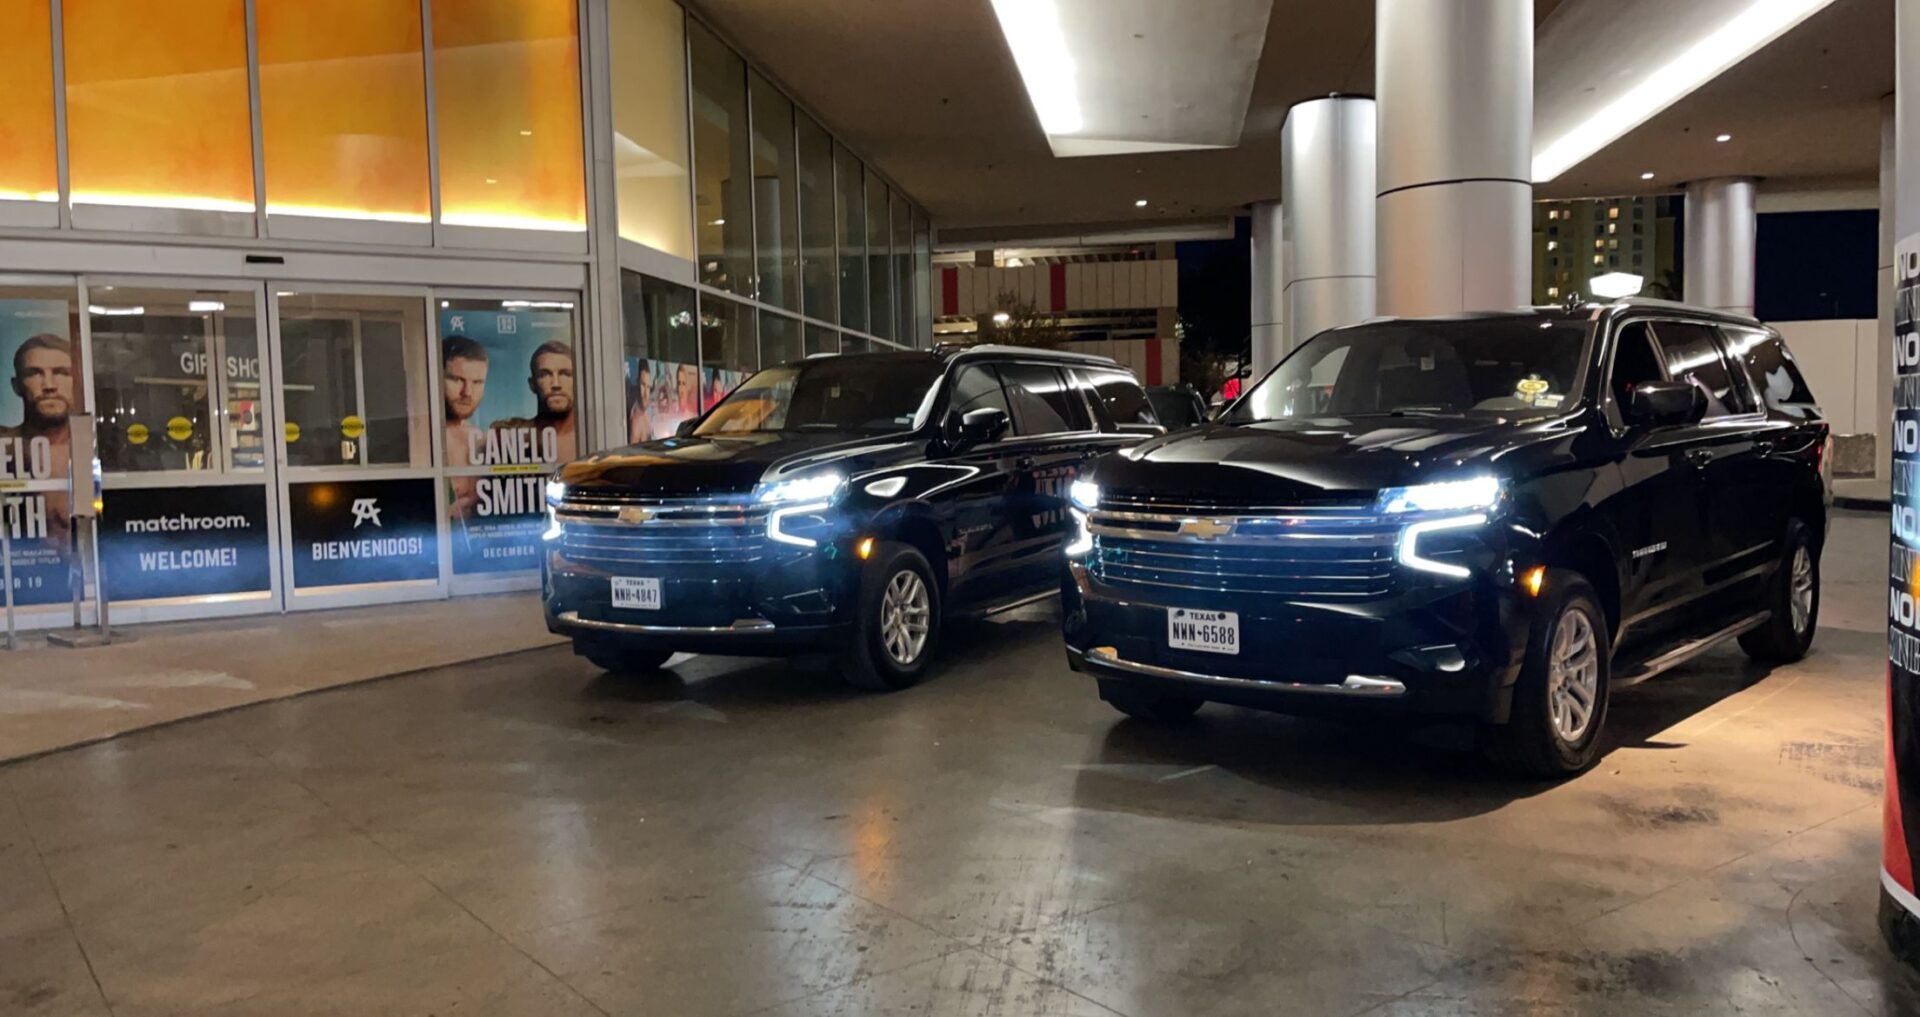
[1723,327,1819,418]
[998,362,1091,435]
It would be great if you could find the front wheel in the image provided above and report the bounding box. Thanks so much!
[840,543,942,691]
[1738,518,1819,663]
[1483,571,1610,778]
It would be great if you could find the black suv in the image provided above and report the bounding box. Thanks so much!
[544,345,1159,689]
[1062,299,1830,776]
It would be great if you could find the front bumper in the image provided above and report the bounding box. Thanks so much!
[1062,560,1538,722]
[543,540,859,656]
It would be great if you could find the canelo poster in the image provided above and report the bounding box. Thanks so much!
[0,299,77,606]
[439,306,577,574]
[1889,235,1920,946]
[623,358,743,445]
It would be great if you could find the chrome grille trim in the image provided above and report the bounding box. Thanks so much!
[553,494,773,566]
[1086,504,1397,599]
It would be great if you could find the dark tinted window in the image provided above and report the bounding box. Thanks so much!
[998,363,1089,435]
[1650,321,1747,418]
[1147,386,1205,428]
[1723,327,1819,418]
[946,365,1012,433]
[1609,322,1666,410]
[1086,369,1158,427]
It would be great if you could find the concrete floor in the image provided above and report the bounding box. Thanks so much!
[2,509,1915,1016]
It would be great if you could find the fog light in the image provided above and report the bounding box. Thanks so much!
[1523,565,1546,597]
[857,536,875,560]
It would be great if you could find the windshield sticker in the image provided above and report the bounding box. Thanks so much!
[1536,393,1565,408]
[1514,375,1552,404]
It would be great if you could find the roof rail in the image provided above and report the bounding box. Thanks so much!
[940,342,1122,365]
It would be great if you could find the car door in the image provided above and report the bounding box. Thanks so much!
[1718,324,1818,561]
[1647,320,1776,584]
[934,362,1028,609]
[995,361,1105,593]
[1603,319,1713,641]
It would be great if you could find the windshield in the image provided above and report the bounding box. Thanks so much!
[1227,318,1593,423]
[692,355,944,436]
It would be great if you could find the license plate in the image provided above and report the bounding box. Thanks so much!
[610,576,662,611]
[1168,608,1239,655]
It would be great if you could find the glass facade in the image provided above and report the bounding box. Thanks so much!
[610,0,693,258]
[431,0,587,233]
[257,0,432,225]
[64,0,255,214]
[0,0,932,625]
[0,0,58,205]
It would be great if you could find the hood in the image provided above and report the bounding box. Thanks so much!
[558,431,926,496]
[1093,415,1563,502]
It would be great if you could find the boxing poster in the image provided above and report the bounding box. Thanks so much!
[0,299,77,606]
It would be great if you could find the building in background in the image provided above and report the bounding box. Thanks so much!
[931,245,1181,384]
[1532,197,1679,303]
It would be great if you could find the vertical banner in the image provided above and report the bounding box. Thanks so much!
[1888,235,1920,933]
[0,299,77,606]
[440,305,576,574]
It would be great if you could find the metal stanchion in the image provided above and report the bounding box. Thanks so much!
[46,414,115,648]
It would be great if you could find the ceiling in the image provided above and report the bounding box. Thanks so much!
[683,0,1892,235]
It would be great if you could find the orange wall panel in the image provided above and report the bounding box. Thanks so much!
[432,0,586,232]
[63,0,255,212]
[0,0,58,203]
[258,0,431,222]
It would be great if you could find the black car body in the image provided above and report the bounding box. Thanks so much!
[543,345,1160,688]
[1062,298,1831,775]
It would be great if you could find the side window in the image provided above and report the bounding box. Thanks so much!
[1650,321,1749,418]
[1609,322,1666,411]
[1087,369,1159,428]
[947,365,1012,436]
[1723,327,1819,418]
[998,363,1089,435]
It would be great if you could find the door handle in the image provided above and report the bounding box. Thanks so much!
[1753,439,1775,457]
[1685,448,1715,469]
[1015,455,1035,470]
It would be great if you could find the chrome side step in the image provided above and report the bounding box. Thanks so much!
[973,589,1058,618]
[1612,610,1771,687]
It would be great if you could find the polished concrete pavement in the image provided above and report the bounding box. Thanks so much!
[2,510,1915,1016]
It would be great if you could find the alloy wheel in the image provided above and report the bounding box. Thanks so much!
[1548,607,1600,744]
[880,570,931,666]
[1789,544,1814,636]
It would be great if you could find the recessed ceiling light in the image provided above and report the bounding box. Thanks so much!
[1641,172,1656,180]
[1716,133,1733,143]
[1134,198,1148,208]
[1531,0,1835,181]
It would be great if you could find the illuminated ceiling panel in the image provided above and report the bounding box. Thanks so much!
[990,0,1273,158]
[1533,0,1838,182]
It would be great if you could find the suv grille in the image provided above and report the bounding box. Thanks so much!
[1087,497,1396,599]
[552,493,771,567]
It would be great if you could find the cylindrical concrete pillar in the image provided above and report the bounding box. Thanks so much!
[1282,96,1376,349]
[1375,0,1533,317]
[1249,200,1287,379]
[1683,178,1759,316]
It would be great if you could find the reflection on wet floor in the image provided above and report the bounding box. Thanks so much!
[1,510,1914,1016]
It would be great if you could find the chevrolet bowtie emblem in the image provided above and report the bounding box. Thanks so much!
[616,506,656,524]
[1178,517,1234,540]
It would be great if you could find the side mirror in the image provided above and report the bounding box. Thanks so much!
[956,406,1010,447]
[1625,380,1706,427]
[674,418,698,438]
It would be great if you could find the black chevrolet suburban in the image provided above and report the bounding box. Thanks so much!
[544,345,1159,690]
[1062,298,1830,776]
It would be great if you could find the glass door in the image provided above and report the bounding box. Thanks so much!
[269,287,443,611]
[87,280,282,623]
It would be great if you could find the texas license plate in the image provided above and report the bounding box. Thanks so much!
[1168,608,1239,655]
[610,576,662,611]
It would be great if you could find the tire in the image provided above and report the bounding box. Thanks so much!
[574,639,674,675]
[1738,518,1819,663]
[1098,678,1204,723]
[840,542,942,691]
[1483,571,1611,779]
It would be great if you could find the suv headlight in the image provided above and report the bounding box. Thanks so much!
[1376,476,1503,578]
[1374,476,1503,515]
[759,471,847,547]
[1068,479,1100,512]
